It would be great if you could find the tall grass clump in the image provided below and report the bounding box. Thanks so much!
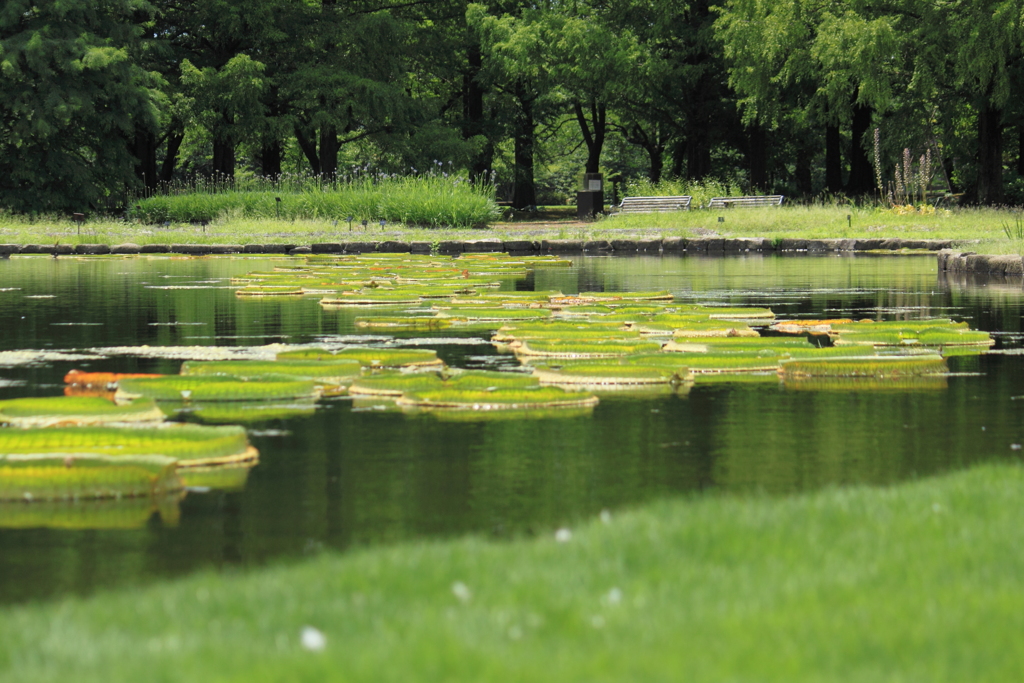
[623,177,745,208]
[1002,213,1024,241]
[130,170,501,228]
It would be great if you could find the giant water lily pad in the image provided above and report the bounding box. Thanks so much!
[116,376,322,403]
[178,463,254,491]
[167,400,319,425]
[0,454,182,501]
[436,308,552,323]
[0,493,182,529]
[396,386,599,411]
[783,376,949,391]
[349,369,537,398]
[0,396,166,427]
[533,363,685,386]
[770,319,854,334]
[354,317,454,331]
[235,285,305,297]
[0,424,257,467]
[512,339,664,359]
[278,347,444,369]
[180,359,362,386]
[780,355,948,378]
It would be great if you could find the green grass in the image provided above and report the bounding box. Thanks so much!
[3,204,1024,254]
[128,174,501,229]
[3,463,1024,681]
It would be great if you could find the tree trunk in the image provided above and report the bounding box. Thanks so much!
[319,125,339,180]
[648,144,664,184]
[212,139,235,179]
[574,100,606,175]
[464,44,492,182]
[159,130,184,183]
[825,124,842,193]
[511,86,537,209]
[846,104,874,195]
[261,141,282,178]
[795,142,813,197]
[1018,123,1024,177]
[294,127,321,176]
[747,124,767,191]
[133,130,159,191]
[686,135,711,180]
[670,139,685,178]
[977,104,1004,204]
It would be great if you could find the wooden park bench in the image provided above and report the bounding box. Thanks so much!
[618,196,692,213]
[706,195,784,209]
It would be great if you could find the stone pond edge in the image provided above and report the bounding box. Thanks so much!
[0,237,962,258]
[937,249,1024,276]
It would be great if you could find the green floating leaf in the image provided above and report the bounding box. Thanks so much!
[830,319,966,332]
[492,321,627,343]
[451,292,562,305]
[781,355,948,378]
[437,308,552,322]
[424,405,596,421]
[397,386,599,411]
[349,373,446,397]
[692,372,782,385]
[117,376,321,403]
[443,370,540,390]
[0,397,165,427]
[350,370,537,398]
[0,493,182,528]
[235,286,305,297]
[180,360,362,386]
[704,307,775,321]
[167,400,319,425]
[783,376,949,391]
[533,364,684,386]
[667,337,818,353]
[330,347,444,368]
[916,328,994,347]
[514,339,664,359]
[0,424,256,467]
[579,291,676,301]
[664,323,761,338]
[0,454,182,501]
[178,463,254,492]
[494,328,640,344]
[319,293,423,307]
[354,317,454,331]
[662,353,782,373]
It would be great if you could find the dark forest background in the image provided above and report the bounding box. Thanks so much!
[3,0,1024,213]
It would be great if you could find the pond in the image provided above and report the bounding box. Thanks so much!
[0,253,1021,605]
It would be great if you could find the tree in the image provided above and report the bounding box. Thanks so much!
[468,2,559,208]
[180,54,267,178]
[716,0,907,196]
[0,0,161,212]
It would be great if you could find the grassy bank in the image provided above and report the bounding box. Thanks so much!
[3,462,1024,681]
[1,205,1023,254]
[130,174,501,229]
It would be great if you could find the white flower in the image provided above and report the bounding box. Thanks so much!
[300,626,326,652]
[451,581,472,603]
[554,528,572,543]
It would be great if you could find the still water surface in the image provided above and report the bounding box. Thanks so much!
[0,253,1021,605]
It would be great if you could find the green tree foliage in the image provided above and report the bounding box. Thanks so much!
[0,0,160,212]
[4,0,1024,212]
[180,54,267,178]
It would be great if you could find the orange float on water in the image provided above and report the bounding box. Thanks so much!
[64,370,164,386]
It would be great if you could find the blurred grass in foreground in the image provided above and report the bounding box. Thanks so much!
[2,462,1024,682]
